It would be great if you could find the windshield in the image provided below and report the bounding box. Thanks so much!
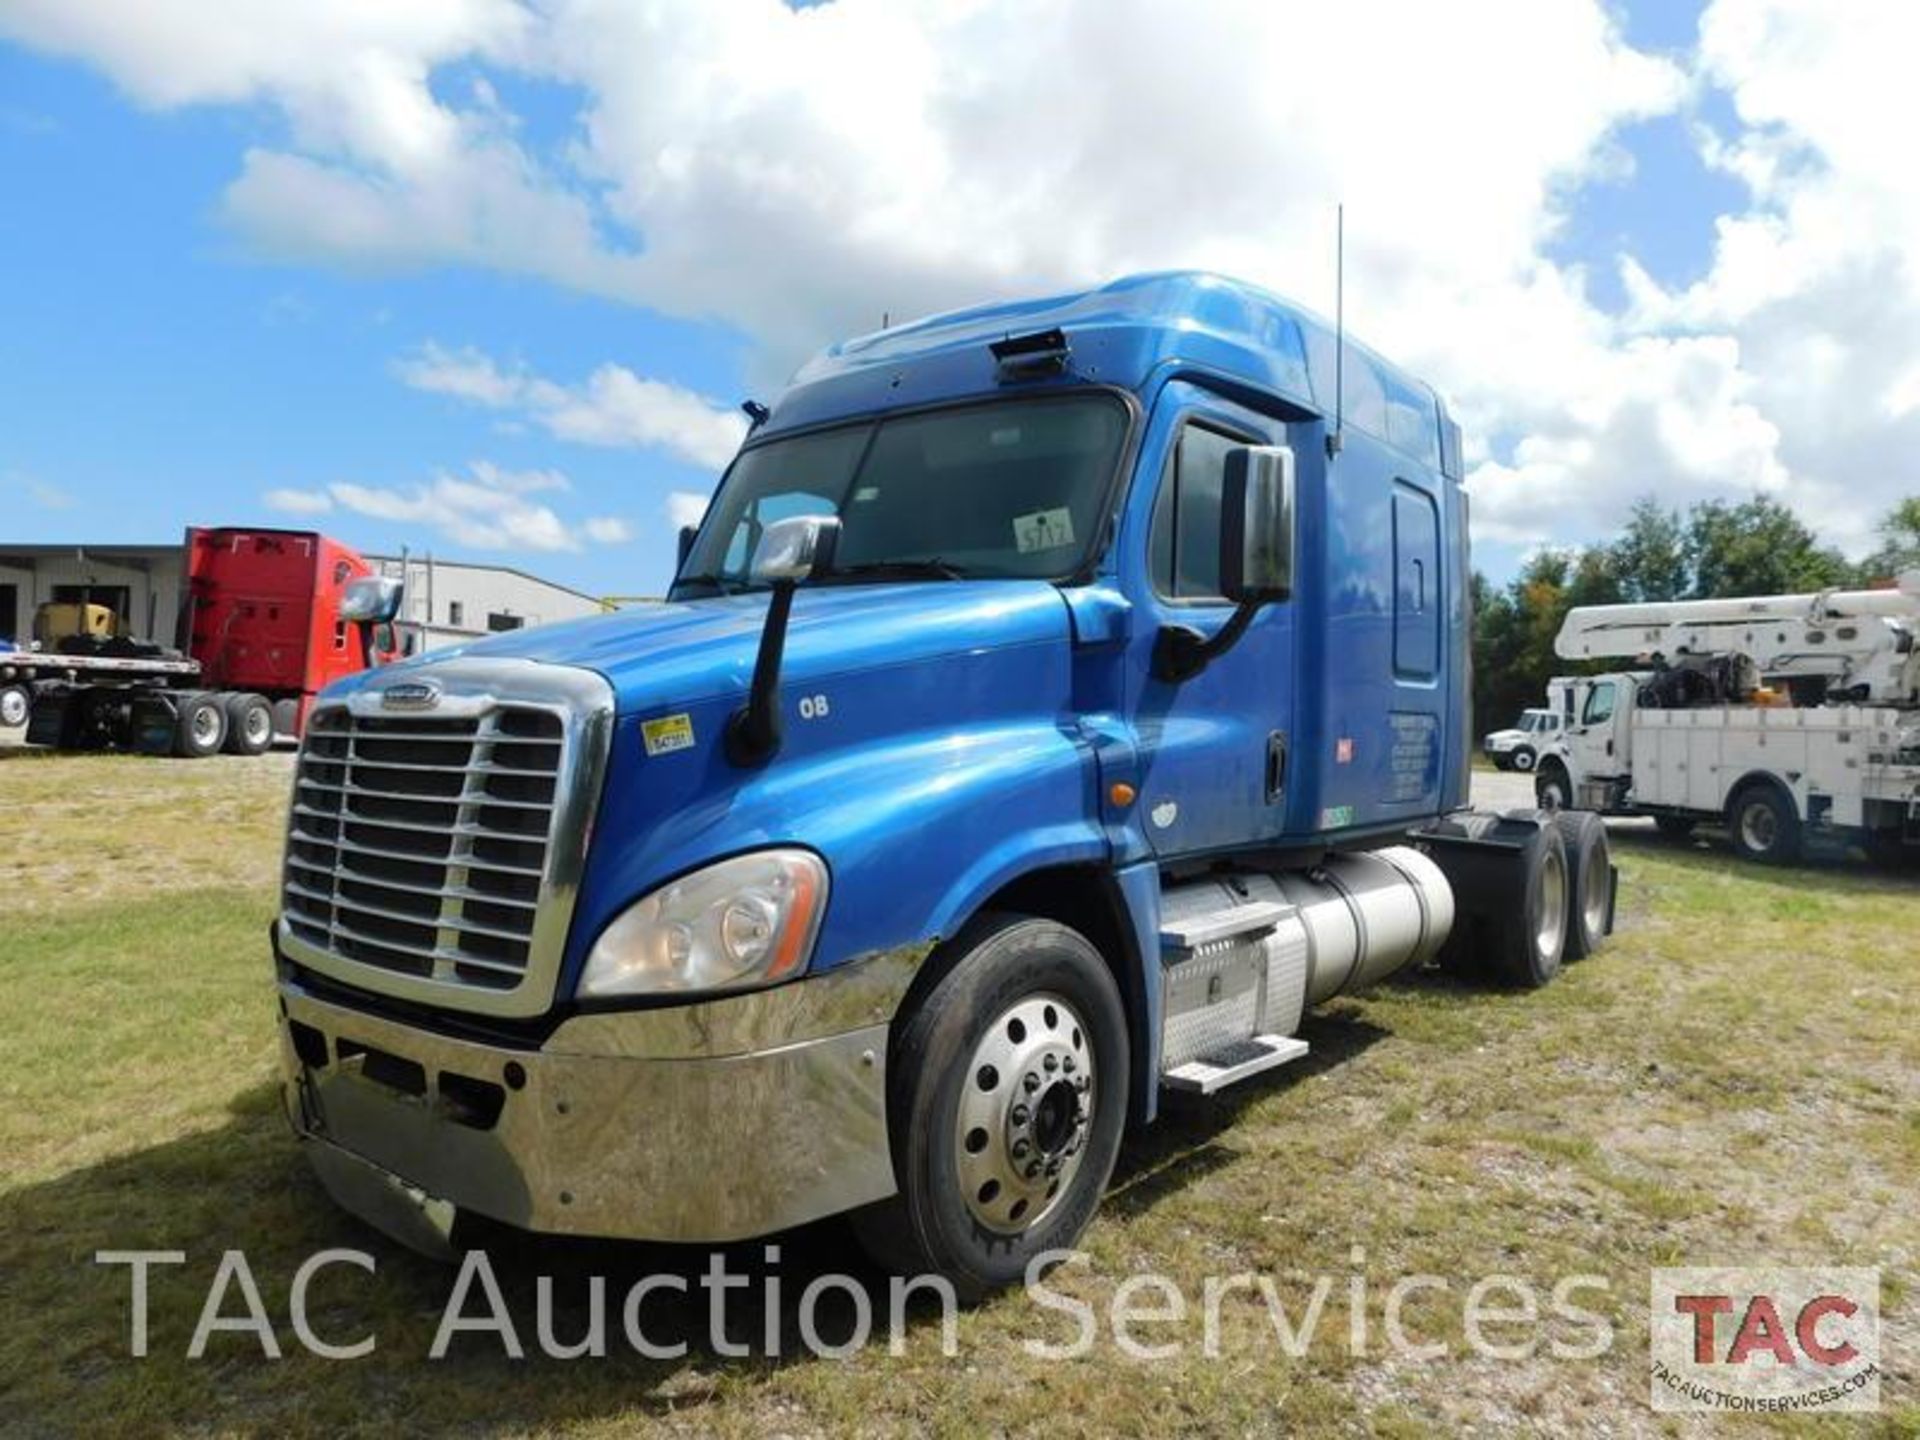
[1519,710,1552,732]
[674,394,1129,595]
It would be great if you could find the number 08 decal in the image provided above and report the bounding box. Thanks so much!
[798,694,831,720]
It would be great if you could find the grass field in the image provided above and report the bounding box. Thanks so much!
[2,750,1916,1436]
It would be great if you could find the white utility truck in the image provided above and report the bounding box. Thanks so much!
[1534,575,1920,865]
[1482,705,1566,772]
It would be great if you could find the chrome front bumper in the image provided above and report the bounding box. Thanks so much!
[277,947,928,1249]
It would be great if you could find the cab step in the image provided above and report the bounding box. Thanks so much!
[1161,1033,1309,1096]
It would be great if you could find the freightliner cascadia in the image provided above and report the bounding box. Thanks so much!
[271,273,1615,1297]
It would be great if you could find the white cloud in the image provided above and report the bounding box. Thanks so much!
[666,490,709,530]
[262,461,630,553]
[21,0,1920,560]
[396,343,746,470]
[3,469,74,509]
[582,515,634,544]
[263,486,333,515]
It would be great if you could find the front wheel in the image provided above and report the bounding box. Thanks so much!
[1511,746,1537,773]
[1535,764,1571,812]
[856,914,1129,1301]
[0,684,28,729]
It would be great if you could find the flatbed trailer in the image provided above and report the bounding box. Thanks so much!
[2,527,402,757]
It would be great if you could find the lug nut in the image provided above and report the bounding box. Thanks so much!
[1046,1158,1062,1176]
[1024,1073,1041,1094]
[1076,1075,1091,1092]
[1043,1055,1059,1073]
[1010,1104,1030,1125]
[1012,1139,1030,1158]
[1063,1056,1076,1074]
[1025,1161,1041,1179]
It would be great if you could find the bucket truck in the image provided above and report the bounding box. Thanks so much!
[1536,575,1920,864]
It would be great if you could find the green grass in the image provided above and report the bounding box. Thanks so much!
[2,755,1917,1435]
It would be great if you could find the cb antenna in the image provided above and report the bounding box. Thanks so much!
[1327,203,1345,460]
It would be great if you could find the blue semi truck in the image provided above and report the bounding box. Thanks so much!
[272,272,1615,1296]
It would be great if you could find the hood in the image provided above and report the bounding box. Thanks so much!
[368,580,1073,714]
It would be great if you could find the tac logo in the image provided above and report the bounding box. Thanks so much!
[1649,1267,1880,1413]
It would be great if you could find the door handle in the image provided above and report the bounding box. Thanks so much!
[1266,730,1288,803]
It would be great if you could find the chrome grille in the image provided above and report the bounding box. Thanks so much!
[280,684,594,1007]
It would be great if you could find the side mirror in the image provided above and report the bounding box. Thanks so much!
[1151,445,1297,683]
[749,514,840,585]
[727,515,841,767]
[340,576,403,624]
[677,525,698,568]
[1220,445,1295,603]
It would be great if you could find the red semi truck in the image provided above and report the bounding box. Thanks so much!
[1,527,403,757]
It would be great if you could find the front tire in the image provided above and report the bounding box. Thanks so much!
[1534,763,1571,812]
[1728,784,1801,865]
[1511,746,1537,773]
[856,914,1129,1301]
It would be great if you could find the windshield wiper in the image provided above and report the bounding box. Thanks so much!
[825,559,968,583]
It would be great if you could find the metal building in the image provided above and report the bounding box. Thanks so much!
[0,540,603,651]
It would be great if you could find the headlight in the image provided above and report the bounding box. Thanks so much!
[577,849,828,999]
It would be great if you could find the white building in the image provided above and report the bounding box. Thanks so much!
[368,553,605,651]
[0,537,603,650]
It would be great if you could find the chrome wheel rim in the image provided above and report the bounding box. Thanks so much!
[1740,801,1777,854]
[1539,778,1566,811]
[1513,749,1535,772]
[244,706,271,746]
[954,992,1093,1235]
[0,690,25,727]
[1536,846,1568,959]
[190,704,221,747]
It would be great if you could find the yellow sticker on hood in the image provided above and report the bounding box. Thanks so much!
[641,712,695,757]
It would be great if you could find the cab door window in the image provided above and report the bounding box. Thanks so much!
[1149,423,1248,601]
[1582,682,1617,726]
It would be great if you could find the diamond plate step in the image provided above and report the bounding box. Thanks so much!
[1161,1033,1310,1096]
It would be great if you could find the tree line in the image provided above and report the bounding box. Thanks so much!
[1472,495,1920,732]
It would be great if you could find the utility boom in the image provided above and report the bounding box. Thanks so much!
[1555,573,1920,707]
[1532,573,1920,866]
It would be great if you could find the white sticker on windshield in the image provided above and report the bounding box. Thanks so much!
[852,486,879,503]
[1013,507,1075,554]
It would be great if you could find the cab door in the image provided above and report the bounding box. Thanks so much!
[1567,676,1633,781]
[1123,381,1297,857]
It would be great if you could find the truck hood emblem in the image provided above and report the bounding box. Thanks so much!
[380,680,441,710]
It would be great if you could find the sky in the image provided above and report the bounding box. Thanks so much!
[2,0,1916,599]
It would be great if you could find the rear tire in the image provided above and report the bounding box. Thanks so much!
[1555,811,1612,960]
[0,683,27,729]
[221,693,274,755]
[1727,783,1800,865]
[172,692,227,758]
[854,913,1129,1302]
